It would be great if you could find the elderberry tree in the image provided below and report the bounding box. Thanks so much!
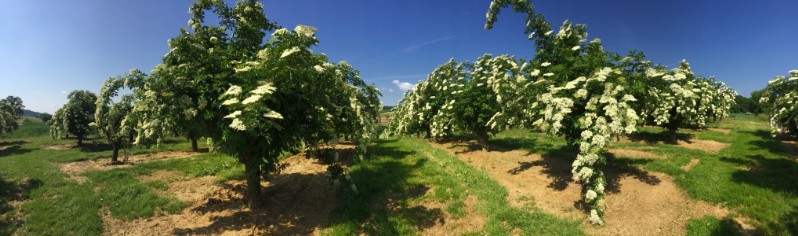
[760,70,798,136]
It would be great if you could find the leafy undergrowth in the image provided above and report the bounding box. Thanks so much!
[323,137,583,235]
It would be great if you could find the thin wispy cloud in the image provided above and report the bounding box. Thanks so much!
[369,35,456,63]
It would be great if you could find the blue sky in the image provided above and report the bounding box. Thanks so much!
[1,0,796,114]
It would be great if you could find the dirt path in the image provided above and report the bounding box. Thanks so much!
[429,141,728,236]
[681,159,701,171]
[101,152,341,235]
[707,128,731,135]
[620,137,730,153]
[56,151,199,183]
[608,149,664,159]
[780,140,798,157]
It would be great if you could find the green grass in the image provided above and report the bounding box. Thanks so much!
[3,113,797,235]
[474,115,798,235]
[322,137,583,235]
[0,130,104,235]
[0,120,242,235]
[84,170,185,220]
[621,116,798,235]
[598,115,798,235]
[686,216,741,236]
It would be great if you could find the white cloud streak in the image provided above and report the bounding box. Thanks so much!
[370,35,456,63]
[392,80,415,91]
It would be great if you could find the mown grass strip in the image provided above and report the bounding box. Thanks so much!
[323,137,582,235]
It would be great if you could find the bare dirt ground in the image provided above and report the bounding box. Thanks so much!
[101,150,344,236]
[367,187,486,235]
[98,143,487,235]
[429,141,729,236]
[707,128,731,135]
[674,140,730,153]
[608,149,664,159]
[419,194,485,235]
[44,144,78,150]
[681,159,701,171]
[780,140,798,157]
[620,136,730,153]
[56,151,199,184]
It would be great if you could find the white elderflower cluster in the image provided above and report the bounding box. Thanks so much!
[643,60,734,130]
[538,67,638,226]
[761,70,798,135]
[221,72,281,133]
[294,25,317,38]
[280,46,301,58]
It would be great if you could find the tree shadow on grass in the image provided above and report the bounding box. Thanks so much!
[742,129,797,157]
[326,139,445,235]
[0,140,31,156]
[77,143,114,153]
[504,144,659,194]
[175,139,443,235]
[174,172,341,235]
[720,154,798,196]
[0,145,33,157]
[626,130,694,145]
[439,135,560,156]
[0,140,27,147]
[781,208,798,235]
[720,153,798,234]
[0,177,42,234]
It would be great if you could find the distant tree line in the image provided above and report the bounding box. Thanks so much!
[731,89,764,114]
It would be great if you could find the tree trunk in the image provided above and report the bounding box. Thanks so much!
[77,134,83,146]
[477,131,489,151]
[244,158,264,209]
[111,143,120,163]
[668,125,679,144]
[191,138,199,152]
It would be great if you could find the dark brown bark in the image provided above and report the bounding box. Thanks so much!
[191,138,199,152]
[77,134,84,145]
[244,158,264,209]
[111,143,120,163]
[477,131,490,151]
[668,124,679,144]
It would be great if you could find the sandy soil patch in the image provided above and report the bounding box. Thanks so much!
[707,128,731,135]
[608,149,665,159]
[1,177,38,231]
[681,159,701,171]
[675,140,730,153]
[419,194,485,235]
[135,170,184,183]
[370,186,485,235]
[430,141,729,236]
[56,151,199,184]
[620,136,730,153]
[44,144,79,150]
[101,152,341,236]
[780,140,798,157]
